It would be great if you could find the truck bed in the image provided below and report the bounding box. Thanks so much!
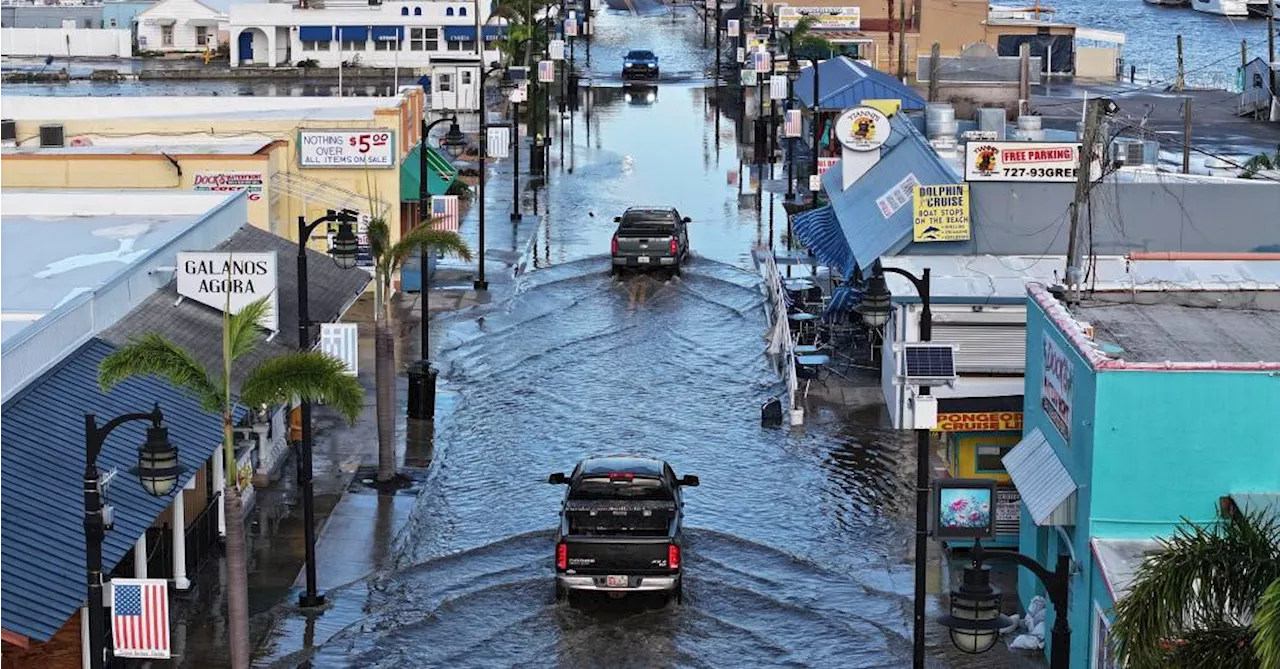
[565,499,676,536]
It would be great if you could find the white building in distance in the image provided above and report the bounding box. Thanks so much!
[136,0,225,53]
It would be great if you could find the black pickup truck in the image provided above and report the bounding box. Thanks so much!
[548,456,699,604]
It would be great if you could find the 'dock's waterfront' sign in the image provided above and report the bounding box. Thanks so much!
[176,252,279,331]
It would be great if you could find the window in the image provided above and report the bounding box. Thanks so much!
[1092,605,1118,668]
[342,39,364,50]
[460,70,472,85]
[196,26,209,46]
[375,38,398,51]
[413,6,422,14]
[975,444,1013,473]
[447,39,475,52]
[446,6,454,14]
[568,477,673,501]
[302,40,330,51]
[437,73,453,92]
[400,6,408,14]
[459,6,467,15]
[108,17,117,27]
[161,24,173,47]
[408,27,437,51]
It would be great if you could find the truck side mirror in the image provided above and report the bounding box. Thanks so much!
[548,472,568,485]
[614,216,623,223]
[682,216,692,223]
[679,475,700,487]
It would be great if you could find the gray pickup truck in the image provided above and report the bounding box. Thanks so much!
[610,207,691,276]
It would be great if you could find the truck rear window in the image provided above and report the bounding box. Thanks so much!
[569,476,674,501]
[626,51,655,60]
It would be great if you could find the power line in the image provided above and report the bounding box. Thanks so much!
[1110,118,1280,184]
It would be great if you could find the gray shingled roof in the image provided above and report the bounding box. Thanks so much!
[100,225,371,390]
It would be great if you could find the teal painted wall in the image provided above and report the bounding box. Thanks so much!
[1091,370,1280,539]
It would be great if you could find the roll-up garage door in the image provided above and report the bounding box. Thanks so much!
[932,323,1026,373]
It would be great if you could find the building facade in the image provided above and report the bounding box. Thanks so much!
[135,0,224,53]
[1006,280,1280,666]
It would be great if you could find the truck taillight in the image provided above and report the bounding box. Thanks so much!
[669,237,678,255]
[556,542,568,570]
[668,544,680,571]
[611,235,619,255]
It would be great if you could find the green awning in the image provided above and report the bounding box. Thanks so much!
[400,144,459,202]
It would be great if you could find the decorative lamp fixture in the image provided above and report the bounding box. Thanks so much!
[498,68,515,92]
[135,423,182,497]
[860,273,892,327]
[441,121,468,158]
[786,52,802,83]
[330,221,360,269]
[937,566,1014,654]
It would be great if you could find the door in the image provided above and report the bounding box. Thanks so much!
[238,31,254,63]
[457,68,478,111]
[433,69,457,110]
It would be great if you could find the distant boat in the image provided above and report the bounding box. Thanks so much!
[1191,0,1250,16]
[1245,0,1274,17]
[989,0,1055,20]
[1144,0,1189,6]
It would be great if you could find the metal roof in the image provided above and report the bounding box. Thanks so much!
[1002,427,1078,526]
[99,225,372,392]
[1074,301,1280,364]
[0,338,229,642]
[4,140,274,156]
[1091,537,1164,604]
[793,57,927,112]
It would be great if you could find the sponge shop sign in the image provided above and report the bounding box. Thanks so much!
[175,252,279,332]
[933,412,1023,433]
[299,130,396,168]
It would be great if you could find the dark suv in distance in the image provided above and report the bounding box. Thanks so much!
[622,50,659,80]
[610,207,690,276]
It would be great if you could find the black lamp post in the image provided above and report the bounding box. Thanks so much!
[860,262,932,669]
[784,52,802,201]
[295,209,359,607]
[810,56,821,195]
[476,64,515,292]
[941,540,1072,668]
[84,403,183,669]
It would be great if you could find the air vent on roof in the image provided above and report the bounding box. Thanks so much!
[1,119,15,142]
[39,123,65,148]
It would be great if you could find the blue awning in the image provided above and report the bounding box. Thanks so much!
[371,25,404,41]
[824,285,864,321]
[338,25,369,42]
[482,25,507,42]
[442,25,475,41]
[299,26,333,42]
[0,339,238,642]
[794,56,927,111]
[790,205,851,278]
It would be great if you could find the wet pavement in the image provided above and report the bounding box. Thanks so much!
[229,5,1046,669]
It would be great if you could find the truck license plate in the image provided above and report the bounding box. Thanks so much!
[605,575,628,587]
[637,256,650,264]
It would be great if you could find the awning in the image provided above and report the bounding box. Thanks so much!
[482,25,507,42]
[153,17,176,26]
[371,25,404,41]
[794,56,927,111]
[299,26,334,42]
[442,25,475,42]
[0,338,235,642]
[791,205,852,277]
[1002,427,1078,526]
[337,25,369,42]
[1091,538,1163,604]
[187,18,220,27]
[400,144,460,202]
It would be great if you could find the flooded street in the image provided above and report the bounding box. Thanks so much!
[247,5,1044,669]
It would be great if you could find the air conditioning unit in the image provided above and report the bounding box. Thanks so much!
[1,119,15,143]
[1111,139,1144,166]
[39,123,65,148]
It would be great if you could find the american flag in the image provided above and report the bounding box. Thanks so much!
[538,59,555,83]
[565,17,578,37]
[431,195,459,232]
[111,579,170,659]
[784,110,802,138]
[769,74,787,100]
[752,50,770,73]
[727,19,739,37]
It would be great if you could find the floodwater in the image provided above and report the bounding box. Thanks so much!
[245,3,1044,669]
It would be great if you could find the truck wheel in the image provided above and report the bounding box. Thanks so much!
[671,582,683,605]
[554,582,567,603]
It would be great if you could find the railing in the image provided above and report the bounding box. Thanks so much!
[185,492,223,575]
[756,247,800,423]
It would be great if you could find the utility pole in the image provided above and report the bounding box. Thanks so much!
[1269,0,1277,108]
[927,42,940,102]
[1182,98,1192,174]
[1175,34,1185,92]
[1066,98,1101,302]
[897,0,908,81]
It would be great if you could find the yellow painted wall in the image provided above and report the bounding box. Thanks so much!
[945,432,1020,482]
[1,153,277,233]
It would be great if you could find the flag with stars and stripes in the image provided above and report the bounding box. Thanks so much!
[752,50,771,74]
[784,110,802,138]
[769,74,787,100]
[431,195,460,232]
[111,579,170,659]
[539,60,555,83]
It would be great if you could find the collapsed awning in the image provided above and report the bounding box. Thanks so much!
[400,144,459,202]
[1002,427,1078,526]
[790,205,852,278]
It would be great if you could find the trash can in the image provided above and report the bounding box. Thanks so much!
[407,360,437,420]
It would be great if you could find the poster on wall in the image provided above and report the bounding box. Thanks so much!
[964,141,1086,183]
[875,172,919,219]
[175,252,279,331]
[912,184,970,242]
[1041,333,1074,441]
[192,171,263,201]
[299,130,396,168]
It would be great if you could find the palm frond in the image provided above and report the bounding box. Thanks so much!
[1168,625,1258,669]
[384,221,473,273]
[226,295,272,362]
[1255,577,1280,669]
[239,351,365,424]
[99,332,222,412]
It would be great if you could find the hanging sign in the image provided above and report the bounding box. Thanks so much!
[110,579,171,659]
[175,252,279,331]
[933,478,997,540]
[487,126,510,158]
[727,19,740,37]
[769,74,787,100]
[778,6,860,30]
[549,38,565,60]
[752,50,770,73]
[964,141,1085,182]
[742,68,757,86]
[565,17,578,37]
[912,184,970,242]
[833,106,890,152]
[538,59,555,83]
[298,130,395,168]
[510,81,528,103]
[320,323,359,376]
[809,174,821,191]
[1041,333,1074,442]
[784,110,802,138]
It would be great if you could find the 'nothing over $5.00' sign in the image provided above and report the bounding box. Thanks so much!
[299,131,396,168]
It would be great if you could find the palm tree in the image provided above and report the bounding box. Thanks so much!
[366,215,471,483]
[98,295,364,669]
[1110,508,1280,668]
[1240,145,1280,179]
[785,16,835,63]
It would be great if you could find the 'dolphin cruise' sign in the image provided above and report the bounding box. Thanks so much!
[176,252,279,331]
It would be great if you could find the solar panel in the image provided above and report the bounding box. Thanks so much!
[903,344,957,380]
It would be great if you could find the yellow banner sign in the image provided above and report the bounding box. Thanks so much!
[934,411,1023,432]
[912,184,971,242]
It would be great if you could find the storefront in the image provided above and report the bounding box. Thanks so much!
[935,397,1023,547]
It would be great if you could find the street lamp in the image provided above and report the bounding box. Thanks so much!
[784,52,802,201]
[474,63,513,292]
[940,540,1073,668]
[84,403,183,669]
[295,208,360,608]
[860,262,932,669]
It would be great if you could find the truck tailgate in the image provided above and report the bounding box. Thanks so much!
[615,226,675,256]
[564,536,673,573]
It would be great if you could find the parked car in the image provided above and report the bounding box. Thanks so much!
[610,207,690,276]
[549,456,700,604]
[622,49,659,80]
